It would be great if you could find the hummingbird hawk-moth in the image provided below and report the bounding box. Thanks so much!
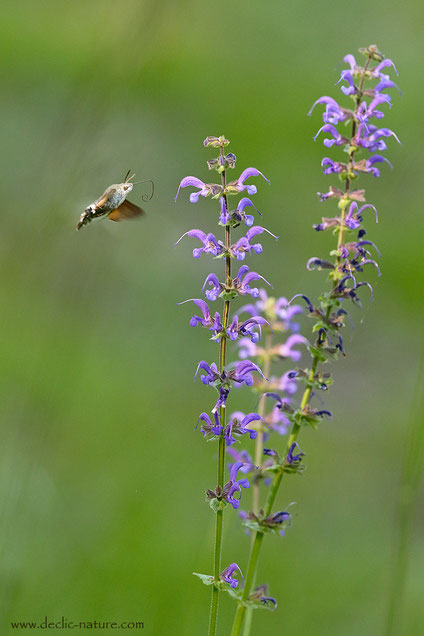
[77,170,152,231]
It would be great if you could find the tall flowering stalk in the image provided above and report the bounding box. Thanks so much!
[235,291,306,515]
[230,44,399,636]
[175,136,276,635]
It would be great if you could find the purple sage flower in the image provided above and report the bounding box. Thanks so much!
[219,563,243,588]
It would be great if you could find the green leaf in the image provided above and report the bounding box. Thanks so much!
[209,497,227,512]
[220,290,238,301]
[242,519,279,536]
[308,346,326,363]
[193,572,214,586]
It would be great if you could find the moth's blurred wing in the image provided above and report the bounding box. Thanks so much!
[108,199,145,222]
[94,186,115,210]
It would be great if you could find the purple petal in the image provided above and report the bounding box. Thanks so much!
[237,167,270,185]
[375,58,398,76]
[174,176,205,202]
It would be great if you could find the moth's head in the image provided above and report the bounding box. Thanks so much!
[122,182,134,193]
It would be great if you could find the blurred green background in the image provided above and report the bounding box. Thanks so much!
[1,1,423,634]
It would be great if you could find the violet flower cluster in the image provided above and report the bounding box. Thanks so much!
[230,44,399,636]
[175,136,281,633]
[227,291,307,516]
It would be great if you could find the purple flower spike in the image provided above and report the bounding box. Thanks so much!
[219,563,243,588]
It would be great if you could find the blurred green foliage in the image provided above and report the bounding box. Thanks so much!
[0,1,423,634]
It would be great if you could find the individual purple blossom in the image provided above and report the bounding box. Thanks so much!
[226,168,269,196]
[314,124,348,147]
[218,196,262,227]
[212,386,230,414]
[355,124,400,152]
[276,334,308,361]
[308,96,349,125]
[249,584,277,608]
[357,94,391,123]
[337,70,357,96]
[266,405,291,435]
[227,315,270,344]
[278,370,299,393]
[369,58,398,80]
[218,197,231,224]
[179,298,215,328]
[219,563,243,588]
[286,442,305,464]
[175,229,223,258]
[237,337,259,361]
[274,296,303,332]
[233,265,272,298]
[174,176,222,203]
[198,412,223,438]
[227,447,255,474]
[362,154,393,177]
[234,197,261,226]
[230,360,266,386]
[345,202,378,229]
[321,157,346,175]
[231,226,278,260]
[224,412,261,445]
[271,510,292,536]
[224,462,251,509]
[194,361,220,385]
[202,273,222,301]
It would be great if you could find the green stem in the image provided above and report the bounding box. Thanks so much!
[253,337,273,514]
[243,336,273,635]
[208,143,232,636]
[231,55,374,636]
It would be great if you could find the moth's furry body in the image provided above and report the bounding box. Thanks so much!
[77,173,144,231]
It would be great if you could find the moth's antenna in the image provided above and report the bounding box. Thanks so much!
[123,169,131,183]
